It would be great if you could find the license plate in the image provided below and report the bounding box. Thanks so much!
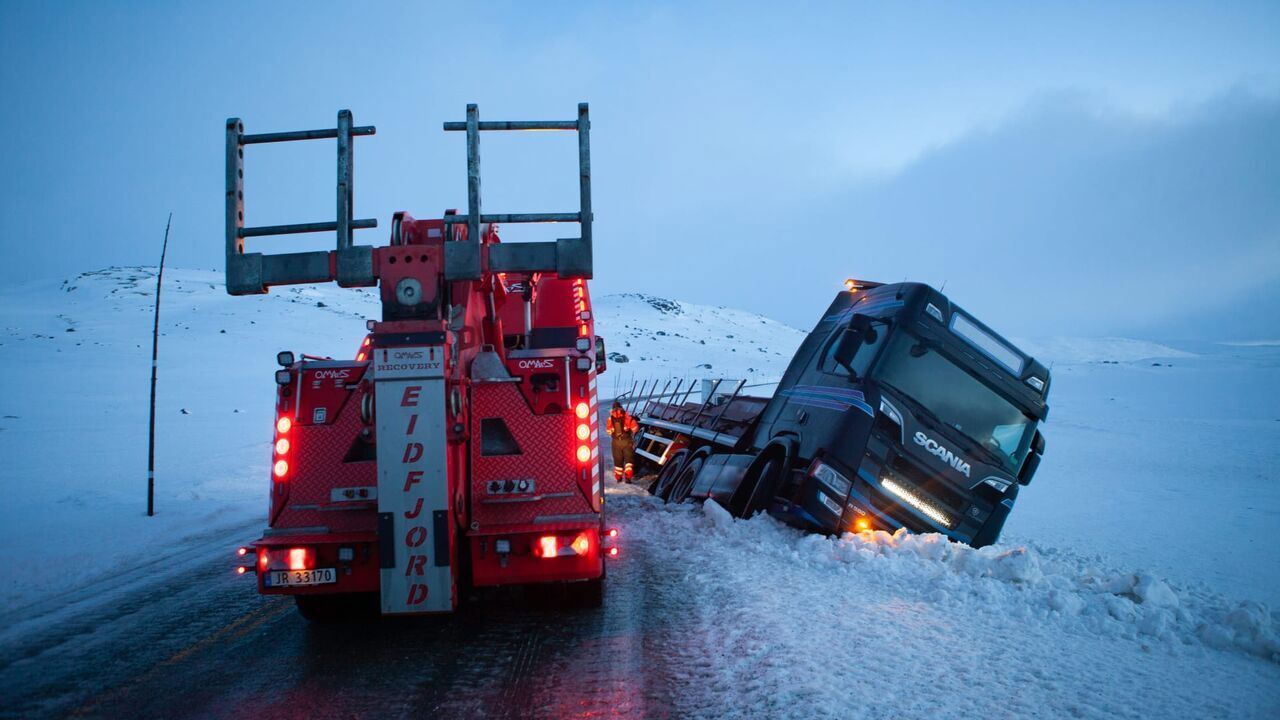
[266,568,337,587]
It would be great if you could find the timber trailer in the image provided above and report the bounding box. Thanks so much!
[633,280,1049,548]
[228,104,616,619]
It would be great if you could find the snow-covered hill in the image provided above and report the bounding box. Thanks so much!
[1,267,1277,690]
[593,293,805,399]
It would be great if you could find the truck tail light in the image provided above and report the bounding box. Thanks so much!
[576,423,590,441]
[570,533,591,556]
[576,445,591,463]
[575,402,590,420]
[273,415,293,481]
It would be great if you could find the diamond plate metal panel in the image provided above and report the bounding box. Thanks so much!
[470,381,595,529]
[273,385,377,534]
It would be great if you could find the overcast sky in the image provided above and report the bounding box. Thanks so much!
[1,1,1276,340]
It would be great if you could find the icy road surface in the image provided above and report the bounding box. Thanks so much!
[0,482,1277,719]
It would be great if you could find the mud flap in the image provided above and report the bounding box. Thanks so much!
[373,345,453,614]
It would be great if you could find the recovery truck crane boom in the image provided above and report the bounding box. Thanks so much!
[228,104,612,618]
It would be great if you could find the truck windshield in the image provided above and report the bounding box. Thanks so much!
[872,333,1034,474]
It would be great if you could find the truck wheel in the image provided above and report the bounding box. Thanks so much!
[669,454,705,504]
[729,447,787,518]
[654,450,689,501]
[294,593,376,622]
[569,578,604,608]
[294,595,341,622]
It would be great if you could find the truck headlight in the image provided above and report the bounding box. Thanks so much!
[982,477,1012,493]
[810,460,852,498]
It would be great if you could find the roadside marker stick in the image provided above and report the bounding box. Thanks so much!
[147,213,172,517]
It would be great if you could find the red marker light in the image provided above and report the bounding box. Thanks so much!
[276,416,292,434]
[274,438,290,455]
[575,402,590,420]
[236,566,247,575]
[576,423,590,441]
[607,528,619,538]
[607,547,619,557]
[237,547,249,556]
[576,445,591,463]
[273,459,289,478]
[258,549,269,572]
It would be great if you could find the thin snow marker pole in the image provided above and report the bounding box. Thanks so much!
[147,213,172,517]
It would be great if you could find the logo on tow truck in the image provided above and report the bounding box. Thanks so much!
[913,431,971,478]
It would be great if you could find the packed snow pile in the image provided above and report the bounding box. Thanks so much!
[593,293,805,396]
[701,498,1280,663]
[772,514,1278,663]
[606,486,1280,718]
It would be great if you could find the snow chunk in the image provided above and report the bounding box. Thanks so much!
[702,499,734,531]
[1134,573,1179,608]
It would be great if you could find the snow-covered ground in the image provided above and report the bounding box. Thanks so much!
[608,485,1279,718]
[0,267,380,609]
[1,267,1277,715]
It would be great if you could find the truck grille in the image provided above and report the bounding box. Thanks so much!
[888,455,966,513]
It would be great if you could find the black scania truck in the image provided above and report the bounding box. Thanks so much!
[631,280,1050,547]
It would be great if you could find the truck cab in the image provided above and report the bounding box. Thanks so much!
[750,281,1049,546]
[635,280,1049,548]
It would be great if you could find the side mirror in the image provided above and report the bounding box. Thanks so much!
[277,350,295,367]
[833,314,877,377]
[850,313,879,344]
[595,337,607,374]
[833,328,864,376]
[1018,430,1045,486]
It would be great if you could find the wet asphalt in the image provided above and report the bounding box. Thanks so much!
[0,427,688,720]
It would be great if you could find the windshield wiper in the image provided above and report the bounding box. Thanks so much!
[875,380,1004,466]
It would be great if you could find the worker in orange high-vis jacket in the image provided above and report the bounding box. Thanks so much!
[607,400,640,482]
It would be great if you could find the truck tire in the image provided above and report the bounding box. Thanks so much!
[669,453,705,504]
[569,578,604,608]
[653,449,689,501]
[728,446,788,518]
[294,593,376,622]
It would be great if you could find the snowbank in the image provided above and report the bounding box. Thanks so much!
[686,500,1279,663]
[605,489,1280,718]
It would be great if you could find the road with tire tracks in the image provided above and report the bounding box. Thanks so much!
[0,431,689,720]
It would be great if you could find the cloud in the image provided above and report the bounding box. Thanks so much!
[798,89,1280,340]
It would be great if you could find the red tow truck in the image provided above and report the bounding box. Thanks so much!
[226,104,615,619]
